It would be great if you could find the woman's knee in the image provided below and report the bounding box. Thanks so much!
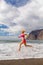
[24,43,26,46]
[20,43,23,46]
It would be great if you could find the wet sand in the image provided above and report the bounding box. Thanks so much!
[0,59,43,65]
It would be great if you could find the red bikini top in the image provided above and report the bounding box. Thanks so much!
[19,34,25,38]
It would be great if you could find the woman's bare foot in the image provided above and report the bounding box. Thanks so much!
[28,45,32,47]
[25,45,33,47]
[18,48,21,51]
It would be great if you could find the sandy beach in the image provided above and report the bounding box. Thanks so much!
[0,59,43,65]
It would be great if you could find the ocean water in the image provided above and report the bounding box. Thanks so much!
[0,42,43,60]
[0,36,43,43]
[0,40,43,43]
[0,40,43,60]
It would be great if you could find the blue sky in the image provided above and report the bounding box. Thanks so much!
[0,24,8,28]
[0,0,43,36]
[5,0,30,7]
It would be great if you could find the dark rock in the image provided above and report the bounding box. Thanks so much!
[37,30,43,40]
[28,29,43,40]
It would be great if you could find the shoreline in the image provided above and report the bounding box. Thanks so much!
[0,58,43,65]
[0,43,43,60]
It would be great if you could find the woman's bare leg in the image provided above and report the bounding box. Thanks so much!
[24,43,32,47]
[18,42,23,51]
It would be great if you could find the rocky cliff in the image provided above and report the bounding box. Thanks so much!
[28,29,43,40]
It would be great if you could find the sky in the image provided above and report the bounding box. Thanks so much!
[0,0,43,36]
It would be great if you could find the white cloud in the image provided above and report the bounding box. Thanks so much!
[0,0,19,23]
[14,0,43,32]
[0,0,23,34]
[0,0,43,35]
